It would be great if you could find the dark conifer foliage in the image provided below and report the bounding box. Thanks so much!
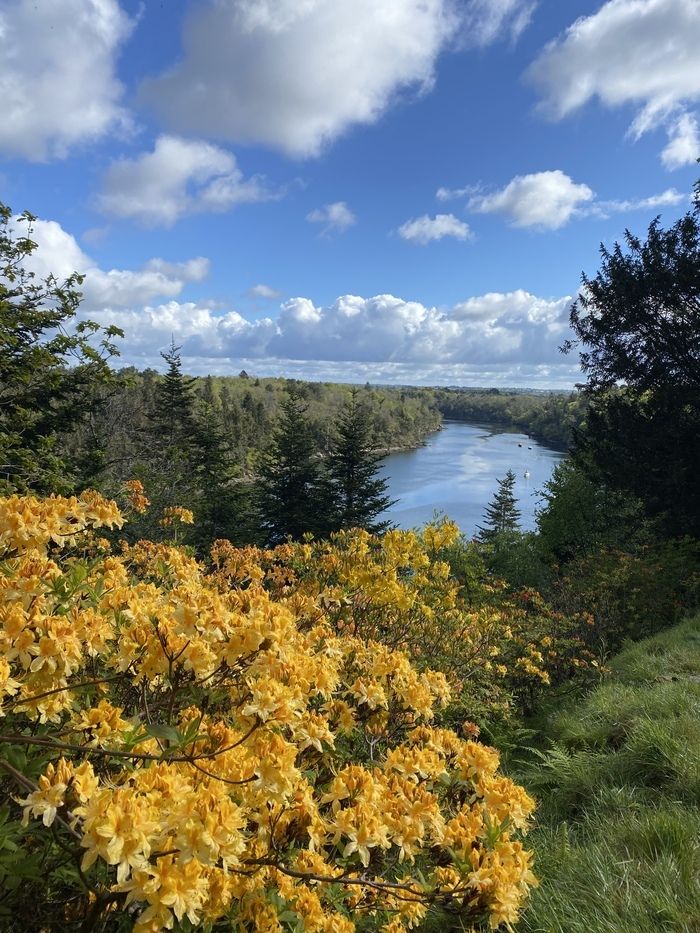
[189,403,256,551]
[565,171,700,536]
[477,470,521,543]
[151,341,198,447]
[256,389,323,544]
[0,204,122,493]
[324,388,394,534]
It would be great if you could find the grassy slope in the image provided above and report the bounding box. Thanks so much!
[517,614,700,933]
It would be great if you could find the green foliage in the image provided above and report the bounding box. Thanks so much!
[478,470,521,544]
[477,471,527,580]
[565,177,700,537]
[550,538,700,652]
[0,202,122,494]
[535,459,647,563]
[432,388,585,449]
[256,389,325,544]
[323,388,394,534]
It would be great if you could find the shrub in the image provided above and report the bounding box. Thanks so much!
[211,520,599,726]
[0,493,537,931]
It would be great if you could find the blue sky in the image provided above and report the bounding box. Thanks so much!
[2,0,699,387]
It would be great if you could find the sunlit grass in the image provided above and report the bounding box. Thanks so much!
[517,615,700,933]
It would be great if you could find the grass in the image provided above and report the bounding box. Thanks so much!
[515,614,700,933]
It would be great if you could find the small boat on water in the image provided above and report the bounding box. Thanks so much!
[524,470,530,478]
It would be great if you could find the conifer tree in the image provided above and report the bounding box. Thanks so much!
[152,341,198,447]
[324,388,394,534]
[0,203,122,493]
[256,389,322,544]
[477,470,521,543]
[189,403,256,552]
[127,344,200,542]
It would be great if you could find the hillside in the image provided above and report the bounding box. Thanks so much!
[518,615,700,932]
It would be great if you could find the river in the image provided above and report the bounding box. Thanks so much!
[379,420,565,537]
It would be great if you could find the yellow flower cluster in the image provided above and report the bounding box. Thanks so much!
[211,521,589,722]
[2,494,536,931]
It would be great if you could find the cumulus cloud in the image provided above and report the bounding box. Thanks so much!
[446,172,686,226]
[397,213,472,244]
[98,135,275,227]
[306,202,356,235]
[461,0,537,46]
[140,0,463,157]
[0,0,133,160]
[87,289,573,374]
[13,215,210,308]
[661,113,700,169]
[468,171,594,229]
[527,0,700,162]
[12,212,579,386]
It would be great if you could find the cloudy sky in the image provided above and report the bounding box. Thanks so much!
[2,0,699,387]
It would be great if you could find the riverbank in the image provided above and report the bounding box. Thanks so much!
[379,420,565,536]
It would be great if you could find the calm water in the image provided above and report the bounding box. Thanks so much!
[379,421,565,537]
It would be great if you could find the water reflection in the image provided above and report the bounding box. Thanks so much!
[379,421,565,537]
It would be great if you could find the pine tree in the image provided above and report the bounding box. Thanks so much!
[477,470,521,543]
[152,341,198,447]
[127,344,200,542]
[324,388,394,534]
[256,389,323,544]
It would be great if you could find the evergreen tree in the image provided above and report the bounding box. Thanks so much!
[0,203,121,493]
[189,402,256,552]
[152,341,198,447]
[324,388,394,534]
[564,171,700,536]
[478,470,521,543]
[256,390,323,544]
[127,344,200,542]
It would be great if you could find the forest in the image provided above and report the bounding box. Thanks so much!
[0,174,699,932]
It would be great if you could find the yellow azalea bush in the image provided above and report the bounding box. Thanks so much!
[211,521,597,724]
[0,493,536,931]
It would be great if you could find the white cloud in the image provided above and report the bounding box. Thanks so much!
[584,187,686,217]
[469,171,594,229]
[436,184,481,201]
[12,215,210,308]
[248,283,282,300]
[86,289,573,374]
[98,135,275,227]
[527,0,700,161]
[306,202,356,235]
[461,0,537,47]
[398,213,472,244]
[661,113,700,169]
[11,212,579,386]
[140,0,462,157]
[0,0,132,160]
[446,173,685,225]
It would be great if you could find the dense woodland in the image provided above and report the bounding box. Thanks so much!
[0,175,699,932]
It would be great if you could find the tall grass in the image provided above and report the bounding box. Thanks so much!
[517,615,700,933]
